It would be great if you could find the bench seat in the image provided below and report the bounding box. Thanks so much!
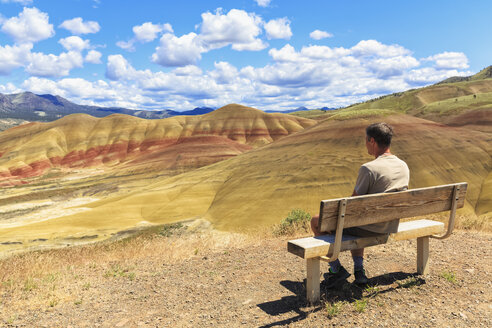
[288,219,445,259]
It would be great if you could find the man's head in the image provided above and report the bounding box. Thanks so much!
[365,122,393,156]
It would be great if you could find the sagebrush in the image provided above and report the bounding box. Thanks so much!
[273,209,312,236]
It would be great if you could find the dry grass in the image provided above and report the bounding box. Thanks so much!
[0,222,264,318]
[0,214,488,323]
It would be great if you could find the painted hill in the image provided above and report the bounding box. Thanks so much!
[0,91,214,123]
[0,104,316,186]
[3,112,489,245]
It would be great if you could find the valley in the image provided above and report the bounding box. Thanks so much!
[0,69,491,255]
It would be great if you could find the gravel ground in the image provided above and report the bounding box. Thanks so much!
[1,230,491,327]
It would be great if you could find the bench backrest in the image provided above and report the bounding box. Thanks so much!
[318,182,468,233]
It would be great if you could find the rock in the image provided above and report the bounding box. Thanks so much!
[116,319,129,327]
[242,299,253,305]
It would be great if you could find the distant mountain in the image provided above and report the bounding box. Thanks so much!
[178,107,215,116]
[0,92,215,122]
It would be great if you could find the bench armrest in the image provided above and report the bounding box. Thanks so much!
[322,198,347,262]
[431,184,461,239]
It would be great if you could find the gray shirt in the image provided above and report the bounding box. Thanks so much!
[354,154,410,233]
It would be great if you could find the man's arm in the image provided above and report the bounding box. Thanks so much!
[352,190,358,196]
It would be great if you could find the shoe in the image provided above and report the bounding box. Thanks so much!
[354,269,369,285]
[322,266,351,288]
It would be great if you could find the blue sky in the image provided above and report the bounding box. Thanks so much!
[0,0,490,111]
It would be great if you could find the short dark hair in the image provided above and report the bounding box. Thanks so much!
[366,122,393,148]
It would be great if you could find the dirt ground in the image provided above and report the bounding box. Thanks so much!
[0,228,491,327]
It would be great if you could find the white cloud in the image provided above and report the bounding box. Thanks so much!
[268,44,302,62]
[424,52,469,70]
[173,65,203,76]
[117,22,173,51]
[264,18,292,40]
[366,56,419,78]
[209,61,239,84]
[255,0,271,7]
[26,51,84,77]
[252,62,333,88]
[85,50,102,64]
[0,82,21,94]
[0,0,32,5]
[57,78,115,99]
[351,40,410,58]
[116,40,135,52]
[8,37,474,112]
[106,54,138,80]
[22,76,116,101]
[21,76,59,95]
[310,30,333,40]
[59,17,100,35]
[301,45,350,60]
[59,36,90,52]
[246,42,427,100]
[152,33,203,67]
[1,7,54,43]
[404,67,470,85]
[0,43,32,74]
[231,38,267,51]
[199,9,266,51]
[133,22,172,42]
[150,8,272,68]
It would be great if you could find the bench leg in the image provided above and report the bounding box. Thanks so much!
[306,257,320,303]
[417,236,429,275]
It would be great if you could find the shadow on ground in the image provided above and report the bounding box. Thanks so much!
[256,271,425,327]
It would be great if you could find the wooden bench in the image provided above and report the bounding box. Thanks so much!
[287,182,468,303]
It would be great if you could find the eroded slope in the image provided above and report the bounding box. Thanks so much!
[0,104,316,186]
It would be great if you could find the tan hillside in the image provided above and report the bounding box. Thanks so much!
[2,113,489,247]
[0,104,316,186]
[337,79,492,125]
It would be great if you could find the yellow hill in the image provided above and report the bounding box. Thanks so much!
[2,113,489,245]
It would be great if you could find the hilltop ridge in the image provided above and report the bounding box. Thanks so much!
[291,65,492,131]
[437,65,492,84]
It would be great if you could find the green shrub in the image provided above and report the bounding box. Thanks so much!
[440,270,457,284]
[326,301,345,318]
[159,222,184,237]
[273,209,312,236]
[353,298,368,313]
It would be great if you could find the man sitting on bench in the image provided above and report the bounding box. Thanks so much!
[310,122,410,287]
